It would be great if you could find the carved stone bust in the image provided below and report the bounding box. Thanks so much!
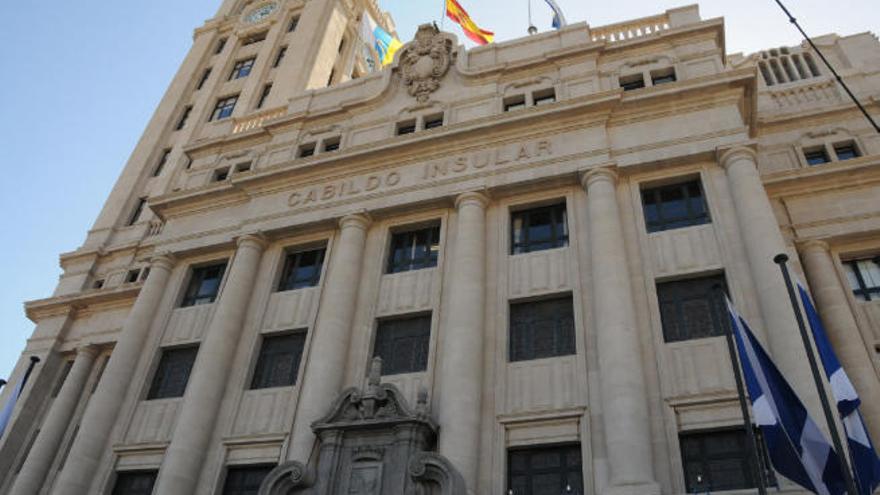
[399,24,456,103]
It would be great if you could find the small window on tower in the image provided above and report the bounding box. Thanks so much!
[154,149,171,177]
[127,198,147,226]
[126,269,141,284]
[504,94,527,112]
[424,114,445,130]
[197,68,212,90]
[322,137,341,153]
[234,161,252,174]
[176,106,192,130]
[620,73,646,91]
[833,141,860,161]
[210,95,239,121]
[256,84,272,109]
[229,57,257,80]
[397,119,417,136]
[532,88,557,106]
[803,147,831,166]
[274,46,288,68]
[651,68,677,86]
[298,143,316,158]
[212,167,230,182]
[215,38,227,55]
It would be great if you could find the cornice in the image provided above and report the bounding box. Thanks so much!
[763,155,880,196]
[25,285,141,323]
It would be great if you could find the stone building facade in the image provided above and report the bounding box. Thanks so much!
[1,0,879,493]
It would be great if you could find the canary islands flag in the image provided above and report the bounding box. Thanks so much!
[446,0,495,45]
[360,14,402,66]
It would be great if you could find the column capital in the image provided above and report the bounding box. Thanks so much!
[150,252,177,272]
[580,166,619,190]
[797,238,831,254]
[76,344,101,359]
[236,233,268,251]
[338,212,372,231]
[717,145,758,170]
[454,191,490,210]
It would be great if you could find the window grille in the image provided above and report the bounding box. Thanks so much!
[229,58,256,80]
[657,274,728,343]
[511,203,568,254]
[680,428,776,492]
[373,315,432,375]
[387,225,441,274]
[641,179,710,233]
[509,296,576,362]
[211,95,239,121]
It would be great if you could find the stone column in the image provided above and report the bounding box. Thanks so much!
[719,146,821,410]
[53,254,176,494]
[436,191,489,492]
[799,240,880,441]
[153,235,266,495]
[582,168,659,495]
[288,213,371,462]
[11,345,99,495]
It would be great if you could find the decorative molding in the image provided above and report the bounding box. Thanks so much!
[399,24,455,103]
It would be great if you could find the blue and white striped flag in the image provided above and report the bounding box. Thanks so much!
[798,282,880,495]
[543,0,567,29]
[727,298,848,495]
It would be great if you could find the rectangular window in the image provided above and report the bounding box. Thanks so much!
[833,142,860,161]
[844,257,880,301]
[680,428,775,492]
[657,274,728,343]
[397,120,417,135]
[387,225,441,274]
[373,315,432,375]
[181,262,227,307]
[215,38,227,55]
[274,46,287,68]
[126,269,141,284]
[322,137,341,153]
[507,444,583,495]
[147,346,198,399]
[278,248,326,291]
[641,179,710,233]
[424,114,444,130]
[651,68,677,85]
[242,31,267,46]
[127,197,147,226]
[112,471,157,495]
[197,68,212,90]
[298,143,316,158]
[509,296,576,362]
[222,465,276,495]
[511,203,569,255]
[211,95,239,121]
[620,73,646,91]
[213,167,230,182]
[251,333,307,389]
[533,88,556,106]
[229,57,257,80]
[288,16,300,32]
[176,105,193,130]
[504,94,527,112]
[257,84,272,109]
[804,147,830,166]
[235,161,252,173]
[154,149,171,176]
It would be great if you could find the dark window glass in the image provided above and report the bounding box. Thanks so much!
[126,269,141,284]
[397,121,417,135]
[222,465,275,495]
[657,274,728,343]
[211,95,239,121]
[387,225,441,274]
[511,204,568,254]
[181,263,227,307]
[508,444,583,495]
[251,333,306,389]
[176,105,193,130]
[844,257,880,301]
[154,149,171,176]
[213,167,229,182]
[229,58,256,80]
[197,68,212,90]
[680,429,776,492]
[298,143,316,158]
[504,95,527,112]
[652,70,677,85]
[620,74,645,91]
[533,89,556,105]
[215,38,227,54]
[834,142,860,161]
[424,115,444,129]
[373,315,432,375]
[278,248,326,291]
[641,179,710,233]
[257,84,273,109]
[127,198,147,226]
[323,138,340,152]
[804,148,830,166]
[288,17,299,32]
[112,471,157,495]
[274,46,287,68]
[509,296,576,362]
[147,346,198,400]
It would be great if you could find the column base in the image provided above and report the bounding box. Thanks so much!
[603,481,661,495]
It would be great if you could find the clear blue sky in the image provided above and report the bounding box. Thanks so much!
[1,0,877,381]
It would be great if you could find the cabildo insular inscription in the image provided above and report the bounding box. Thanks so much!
[287,139,555,208]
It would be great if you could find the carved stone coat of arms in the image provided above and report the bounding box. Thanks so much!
[399,24,455,103]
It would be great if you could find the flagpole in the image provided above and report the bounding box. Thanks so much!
[715,286,769,495]
[440,0,446,30]
[774,254,860,495]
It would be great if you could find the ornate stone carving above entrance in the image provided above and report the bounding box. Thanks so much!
[399,24,456,103]
[259,358,466,494]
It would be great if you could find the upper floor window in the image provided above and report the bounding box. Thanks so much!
[804,147,830,166]
[511,203,568,255]
[153,149,171,177]
[197,68,212,90]
[211,95,239,121]
[274,46,288,68]
[257,84,273,109]
[251,333,307,389]
[509,296,576,362]
[222,465,275,495]
[278,248,326,291]
[230,58,256,80]
[651,68,677,85]
[397,119,417,135]
[844,257,880,301]
[387,225,441,274]
[181,263,227,307]
[680,428,775,492]
[396,113,444,135]
[508,444,583,495]
[373,315,432,375]
[533,88,557,106]
[126,197,147,226]
[147,346,198,399]
[112,471,157,495]
[641,179,710,233]
[288,16,300,32]
[322,137,341,153]
[504,94,527,112]
[424,114,444,129]
[620,73,646,91]
[215,38,227,55]
[298,142,316,158]
[657,274,728,343]
[176,105,193,130]
[833,141,861,161]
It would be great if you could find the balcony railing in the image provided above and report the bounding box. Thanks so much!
[591,14,670,43]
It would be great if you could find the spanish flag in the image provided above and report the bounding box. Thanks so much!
[445,0,495,45]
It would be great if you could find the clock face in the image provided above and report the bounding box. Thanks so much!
[244,3,277,24]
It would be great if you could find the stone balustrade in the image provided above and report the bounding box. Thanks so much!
[232,107,286,134]
[590,14,670,43]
